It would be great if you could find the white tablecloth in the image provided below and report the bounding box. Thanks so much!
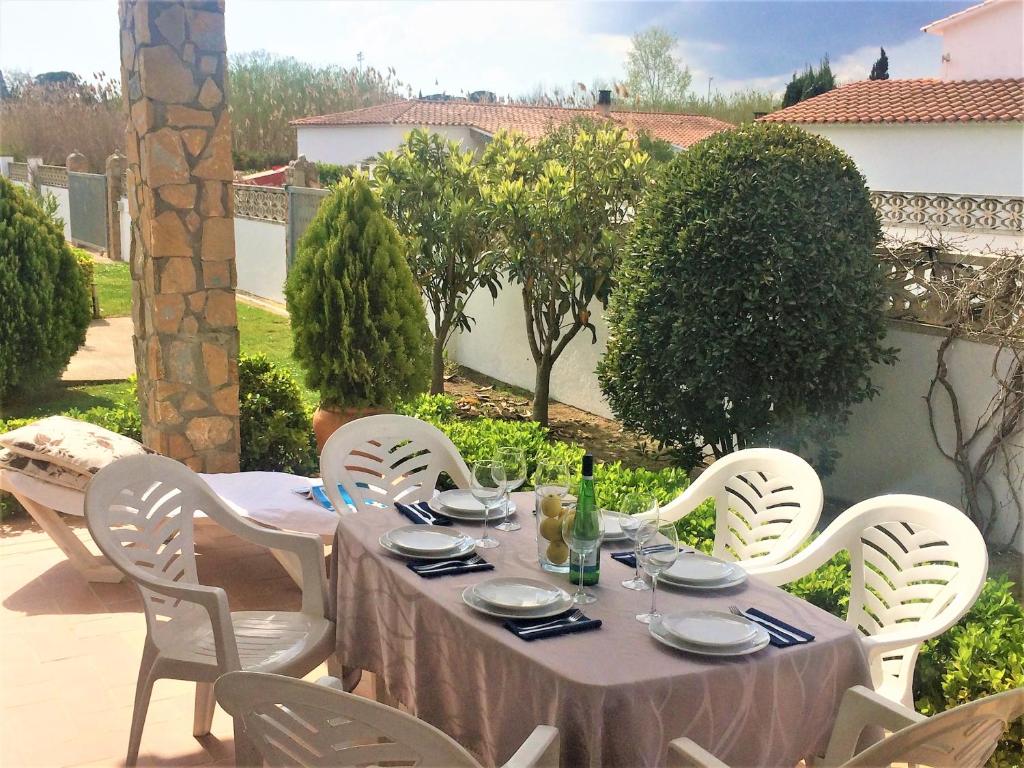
[0,468,340,537]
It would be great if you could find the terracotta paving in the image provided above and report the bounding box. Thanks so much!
[0,514,365,767]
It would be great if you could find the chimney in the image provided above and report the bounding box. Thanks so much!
[597,89,612,117]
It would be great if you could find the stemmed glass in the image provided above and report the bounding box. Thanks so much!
[561,505,605,605]
[618,492,658,591]
[494,447,526,532]
[470,460,507,549]
[635,521,680,624]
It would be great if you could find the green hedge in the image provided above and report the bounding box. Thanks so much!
[0,387,1020,763]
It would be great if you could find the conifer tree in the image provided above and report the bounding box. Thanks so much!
[285,176,431,410]
[869,48,890,80]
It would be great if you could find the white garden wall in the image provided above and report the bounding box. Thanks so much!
[40,184,71,240]
[234,216,288,303]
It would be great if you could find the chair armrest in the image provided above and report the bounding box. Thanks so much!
[136,573,241,670]
[743,533,843,587]
[821,686,926,767]
[502,726,559,768]
[203,503,329,618]
[667,738,731,768]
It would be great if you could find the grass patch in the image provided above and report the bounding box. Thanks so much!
[3,381,134,420]
[237,303,317,408]
[94,262,132,317]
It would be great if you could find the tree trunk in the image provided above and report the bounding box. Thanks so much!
[430,334,445,395]
[532,357,552,426]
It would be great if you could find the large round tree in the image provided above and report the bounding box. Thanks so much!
[0,177,91,403]
[598,123,895,471]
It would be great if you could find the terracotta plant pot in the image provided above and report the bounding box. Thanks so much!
[313,405,387,454]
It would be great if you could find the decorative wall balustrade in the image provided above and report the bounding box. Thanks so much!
[38,165,68,188]
[876,247,1020,335]
[9,162,28,182]
[233,184,288,223]
[871,190,1023,234]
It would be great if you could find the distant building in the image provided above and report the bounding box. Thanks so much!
[290,97,732,168]
[761,0,1023,249]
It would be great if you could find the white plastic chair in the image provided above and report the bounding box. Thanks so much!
[320,414,472,514]
[643,448,823,570]
[753,494,988,708]
[669,684,1024,768]
[215,670,561,768]
[85,454,344,766]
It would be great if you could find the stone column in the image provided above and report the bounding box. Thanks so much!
[119,0,240,472]
[27,156,44,192]
[285,154,319,189]
[105,152,126,262]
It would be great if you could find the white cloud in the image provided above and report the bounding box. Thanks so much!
[831,34,942,83]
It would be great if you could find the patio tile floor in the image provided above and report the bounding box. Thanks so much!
[0,513,364,767]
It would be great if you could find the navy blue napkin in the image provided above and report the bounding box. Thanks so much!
[743,607,815,648]
[610,544,676,569]
[406,555,493,578]
[395,501,453,526]
[503,610,602,641]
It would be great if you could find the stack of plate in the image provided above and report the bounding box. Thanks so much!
[601,511,628,542]
[380,525,475,560]
[650,610,770,657]
[660,553,747,590]
[462,577,572,619]
[432,489,515,522]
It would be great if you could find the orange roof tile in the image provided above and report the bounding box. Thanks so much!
[290,100,733,148]
[758,78,1024,124]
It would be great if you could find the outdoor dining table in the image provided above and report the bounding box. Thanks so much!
[329,491,874,768]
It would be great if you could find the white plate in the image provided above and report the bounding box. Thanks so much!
[660,610,758,648]
[436,489,496,513]
[462,585,573,619]
[601,511,628,542]
[430,497,515,521]
[380,532,476,560]
[660,569,748,591]
[650,617,770,657]
[663,554,739,584]
[472,577,567,611]
[385,525,470,555]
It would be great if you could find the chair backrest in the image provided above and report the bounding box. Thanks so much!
[320,415,472,515]
[827,495,988,704]
[844,687,1024,767]
[84,454,229,650]
[661,448,823,566]
[216,671,481,767]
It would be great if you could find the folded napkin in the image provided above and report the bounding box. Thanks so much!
[406,554,493,578]
[395,501,453,526]
[296,483,356,511]
[742,607,815,648]
[611,544,677,569]
[503,610,602,641]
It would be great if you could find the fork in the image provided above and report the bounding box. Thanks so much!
[517,609,587,635]
[413,555,486,572]
[729,605,790,645]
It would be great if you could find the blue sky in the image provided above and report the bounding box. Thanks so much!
[0,1,971,98]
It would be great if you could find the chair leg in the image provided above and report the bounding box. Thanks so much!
[126,644,158,767]
[233,719,261,768]
[193,682,216,737]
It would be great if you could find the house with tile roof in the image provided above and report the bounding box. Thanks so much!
[290,93,732,169]
[761,0,1022,249]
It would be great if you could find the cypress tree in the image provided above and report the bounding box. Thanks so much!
[869,48,890,80]
[284,175,431,410]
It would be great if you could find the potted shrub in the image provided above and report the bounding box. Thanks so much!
[285,176,431,451]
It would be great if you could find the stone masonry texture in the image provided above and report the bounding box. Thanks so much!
[119,0,240,472]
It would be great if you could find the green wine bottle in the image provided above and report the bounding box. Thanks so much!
[569,453,601,586]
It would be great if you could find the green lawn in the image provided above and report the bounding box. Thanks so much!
[94,262,132,317]
[3,261,316,419]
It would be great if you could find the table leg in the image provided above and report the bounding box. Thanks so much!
[13,491,123,583]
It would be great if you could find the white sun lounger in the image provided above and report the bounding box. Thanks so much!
[0,467,339,586]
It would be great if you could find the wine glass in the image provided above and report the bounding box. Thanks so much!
[494,447,527,532]
[470,460,507,549]
[635,521,680,624]
[617,492,658,591]
[561,504,605,605]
